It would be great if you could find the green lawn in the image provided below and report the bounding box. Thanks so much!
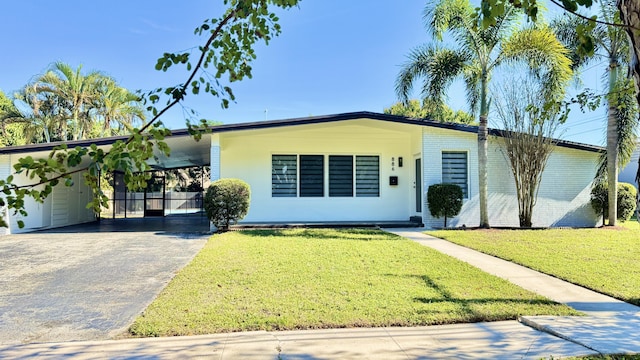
[129,228,577,337]
[427,222,640,305]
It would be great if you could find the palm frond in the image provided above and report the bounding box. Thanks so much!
[395,44,469,105]
[424,0,474,40]
[463,63,482,116]
[501,25,573,101]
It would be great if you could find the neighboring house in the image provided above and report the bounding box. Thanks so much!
[0,111,601,234]
[619,145,639,189]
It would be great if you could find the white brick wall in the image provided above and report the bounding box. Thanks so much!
[422,129,599,228]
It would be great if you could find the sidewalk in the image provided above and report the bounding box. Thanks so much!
[389,229,640,356]
[0,321,594,359]
[1,229,639,359]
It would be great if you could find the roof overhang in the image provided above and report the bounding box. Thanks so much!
[0,111,604,171]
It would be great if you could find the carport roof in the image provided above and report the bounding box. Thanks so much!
[0,111,603,163]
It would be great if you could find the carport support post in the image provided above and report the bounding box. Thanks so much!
[210,135,221,232]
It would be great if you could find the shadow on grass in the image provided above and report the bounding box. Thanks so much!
[238,228,402,241]
[388,274,570,320]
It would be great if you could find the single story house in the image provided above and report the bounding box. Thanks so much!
[0,111,601,234]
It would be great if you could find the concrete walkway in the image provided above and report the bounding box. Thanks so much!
[389,229,640,356]
[1,229,639,359]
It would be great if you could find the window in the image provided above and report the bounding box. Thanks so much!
[329,155,353,197]
[300,155,324,197]
[442,151,468,198]
[271,154,379,198]
[356,156,379,197]
[272,155,297,197]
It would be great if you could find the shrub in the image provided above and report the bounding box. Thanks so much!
[204,178,251,231]
[618,183,637,221]
[427,183,463,227]
[590,182,637,222]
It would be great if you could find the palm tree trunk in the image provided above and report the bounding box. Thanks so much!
[607,59,621,226]
[618,0,640,202]
[478,72,490,228]
[607,104,618,226]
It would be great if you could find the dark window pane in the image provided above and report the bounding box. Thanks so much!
[300,155,324,197]
[442,152,468,198]
[329,155,353,197]
[272,155,297,197]
[356,156,379,197]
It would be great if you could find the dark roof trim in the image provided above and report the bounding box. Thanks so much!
[0,135,130,155]
[0,111,603,154]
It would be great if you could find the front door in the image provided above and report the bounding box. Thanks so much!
[414,157,422,214]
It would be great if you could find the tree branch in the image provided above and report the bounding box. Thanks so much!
[549,0,640,31]
[133,9,238,139]
[14,9,241,190]
[14,167,87,190]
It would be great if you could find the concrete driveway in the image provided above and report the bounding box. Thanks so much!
[0,227,208,345]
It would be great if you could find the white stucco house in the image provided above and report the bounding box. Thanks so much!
[0,111,601,234]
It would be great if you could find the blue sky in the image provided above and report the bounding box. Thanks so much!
[1,0,607,145]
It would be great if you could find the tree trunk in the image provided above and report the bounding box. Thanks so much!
[607,103,619,226]
[618,0,640,223]
[607,59,621,226]
[478,73,490,228]
[618,0,640,106]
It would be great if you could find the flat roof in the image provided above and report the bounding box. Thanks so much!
[0,111,603,155]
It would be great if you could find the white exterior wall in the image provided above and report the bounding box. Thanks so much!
[210,134,221,182]
[422,127,478,228]
[219,120,422,223]
[0,155,11,235]
[3,153,95,234]
[422,128,599,228]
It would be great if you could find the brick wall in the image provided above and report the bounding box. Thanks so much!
[422,128,599,228]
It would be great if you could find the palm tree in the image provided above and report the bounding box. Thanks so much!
[35,62,102,141]
[94,77,145,137]
[2,84,64,143]
[396,0,572,228]
[553,1,637,226]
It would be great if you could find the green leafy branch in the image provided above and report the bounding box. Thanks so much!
[478,0,639,57]
[0,0,299,229]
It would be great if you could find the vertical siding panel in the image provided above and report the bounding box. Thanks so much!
[0,155,11,235]
[210,134,221,181]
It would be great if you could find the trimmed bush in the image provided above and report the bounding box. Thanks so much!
[590,182,637,222]
[618,183,637,221]
[427,183,463,227]
[204,178,251,231]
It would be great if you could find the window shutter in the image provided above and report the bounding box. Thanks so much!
[329,155,354,197]
[272,155,297,197]
[300,155,324,197]
[442,152,468,198]
[356,156,379,197]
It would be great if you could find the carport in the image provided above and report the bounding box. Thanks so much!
[45,213,212,233]
[0,129,216,234]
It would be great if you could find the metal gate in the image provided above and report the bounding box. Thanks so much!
[144,174,166,217]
